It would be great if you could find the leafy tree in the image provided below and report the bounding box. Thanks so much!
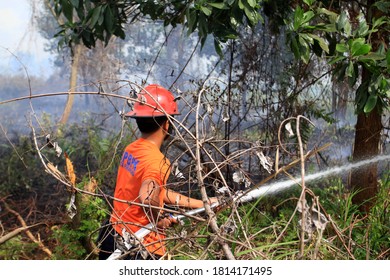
[284,0,389,212]
[49,0,263,56]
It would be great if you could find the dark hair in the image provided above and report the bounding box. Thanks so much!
[135,116,168,133]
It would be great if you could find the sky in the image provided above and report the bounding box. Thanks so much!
[0,0,53,77]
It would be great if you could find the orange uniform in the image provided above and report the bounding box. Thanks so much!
[111,138,171,256]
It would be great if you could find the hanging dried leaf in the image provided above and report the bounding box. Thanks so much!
[310,202,328,231]
[298,200,328,241]
[256,151,273,173]
[67,193,77,219]
[285,122,295,137]
[222,108,230,122]
[172,161,185,180]
[232,171,251,188]
[64,152,76,186]
[232,171,244,183]
[207,104,213,114]
[46,134,62,157]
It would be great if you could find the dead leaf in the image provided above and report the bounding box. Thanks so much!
[172,161,185,180]
[285,122,294,137]
[46,134,62,157]
[46,162,66,181]
[67,193,77,219]
[256,151,273,173]
[85,177,97,193]
[298,200,328,241]
[65,153,76,186]
[232,171,251,188]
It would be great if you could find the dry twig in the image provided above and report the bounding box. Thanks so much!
[2,202,52,258]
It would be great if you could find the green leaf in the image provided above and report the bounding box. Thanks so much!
[214,38,223,58]
[200,6,212,16]
[364,95,378,113]
[356,14,369,37]
[336,11,347,31]
[386,50,390,70]
[247,0,257,8]
[61,0,74,22]
[290,36,300,59]
[198,14,208,38]
[104,6,115,33]
[238,0,245,9]
[336,43,348,53]
[355,81,369,112]
[372,16,387,29]
[348,63,358,87]
[300,33,314,44]
[374,1,390,13]
[346,61,354,77]
[98,5,106,26]
[70,0,79,8]
[298,34,309,49]
[90,6,102,28]
[303,0,314,6]
[319,23,337,32]
[208,2,227,9]
[317,8,338,21]
[293,7,304,31]
[308,34,329,53]
[344,21,352,37]
[358,53,386,63]
[328,55,346,65]
[301,45,310,64]
[302,11,315,24]
[337,11,351,36]
[186,9,198,34]
[351,41,371,57]
[244,6,262,25]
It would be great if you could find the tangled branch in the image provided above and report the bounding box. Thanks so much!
[2,80,339,260]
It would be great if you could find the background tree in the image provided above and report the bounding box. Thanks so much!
[284,0,389,212]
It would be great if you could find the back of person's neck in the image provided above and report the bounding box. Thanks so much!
[140,133,163,148]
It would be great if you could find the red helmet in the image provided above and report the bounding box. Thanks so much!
[126,84,179,118]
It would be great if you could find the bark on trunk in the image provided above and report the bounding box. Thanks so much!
[350,70,382,213]
[59,44,82,125]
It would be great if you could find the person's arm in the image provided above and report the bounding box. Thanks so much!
[139,179,176,229]
[164,188,218,209]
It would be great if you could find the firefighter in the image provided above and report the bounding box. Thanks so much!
[98,84,217,259]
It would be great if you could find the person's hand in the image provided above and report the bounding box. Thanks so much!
[157,216,178,230]
[208,197,222,211]
[209,197,219,206]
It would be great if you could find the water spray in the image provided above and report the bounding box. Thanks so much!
[238,153,390,203]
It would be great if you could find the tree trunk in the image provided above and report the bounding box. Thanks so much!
[350,0,385,213]
[350,72,382,213]
[59,44,82,125]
